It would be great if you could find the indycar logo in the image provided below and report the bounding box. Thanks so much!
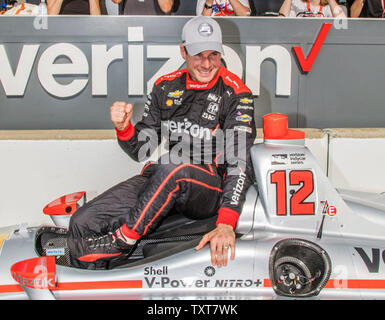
[271,154,288,165]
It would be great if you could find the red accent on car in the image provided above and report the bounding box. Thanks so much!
[0,280,143,294]
[43,191,86,216]
[263,113,305,140]
[10,257,56,289]
[77,253,122,263]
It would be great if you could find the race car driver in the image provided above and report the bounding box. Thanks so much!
[67,16,256,270]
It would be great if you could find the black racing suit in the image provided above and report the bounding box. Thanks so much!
[68,66,256,269]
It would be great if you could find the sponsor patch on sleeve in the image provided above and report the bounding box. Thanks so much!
[239,97,253,104]
[234,126,252,134]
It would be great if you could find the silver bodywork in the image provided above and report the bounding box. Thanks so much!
[1,137,385,300]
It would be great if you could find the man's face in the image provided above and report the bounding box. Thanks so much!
[180,45,222,83]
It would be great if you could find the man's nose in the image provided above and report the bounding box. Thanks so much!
[200,56,211,69]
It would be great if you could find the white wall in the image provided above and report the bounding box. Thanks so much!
[327,129,385,193]
[0,128,384,228]
[0,138,142,227]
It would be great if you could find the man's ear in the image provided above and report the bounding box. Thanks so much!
[180,44,187,60]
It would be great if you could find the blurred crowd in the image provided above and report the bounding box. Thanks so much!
[0,0,383,17]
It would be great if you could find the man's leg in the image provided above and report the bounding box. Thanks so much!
[119,162,223,239]
[67,174,150,269]
[68,161,222,269]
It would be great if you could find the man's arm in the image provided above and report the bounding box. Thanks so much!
[47,0,63,15]
[216,89,255,230]
[349,0,364,17]
[196,86,256,268]
[112,86,162,162]
[199,0,214,15]
[89,0,102,15]
[158,0,174,14]
[279,0,292,16]
[228,0,251,16]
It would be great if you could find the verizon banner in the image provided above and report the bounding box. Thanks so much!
[0,16,384,129]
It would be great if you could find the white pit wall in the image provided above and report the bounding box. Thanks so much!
[327,128,385,193]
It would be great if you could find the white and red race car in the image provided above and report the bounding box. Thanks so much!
[0,113,384,300]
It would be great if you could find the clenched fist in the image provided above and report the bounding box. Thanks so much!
[110,102,133,131]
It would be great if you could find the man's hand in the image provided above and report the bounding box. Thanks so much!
[202,0,214,15]
[110,102,133,131]
[327,0,347,17]
[195,223,236,268]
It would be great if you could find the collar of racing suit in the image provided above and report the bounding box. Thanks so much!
[185,66,223,91]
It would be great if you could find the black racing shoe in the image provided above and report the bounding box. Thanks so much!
[77,231,134,265]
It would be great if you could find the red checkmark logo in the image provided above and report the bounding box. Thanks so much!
[293,23,332,73]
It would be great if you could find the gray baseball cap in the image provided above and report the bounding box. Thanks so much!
[181,16,224,56]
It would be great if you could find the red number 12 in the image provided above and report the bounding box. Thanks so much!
[271,170,315,216]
